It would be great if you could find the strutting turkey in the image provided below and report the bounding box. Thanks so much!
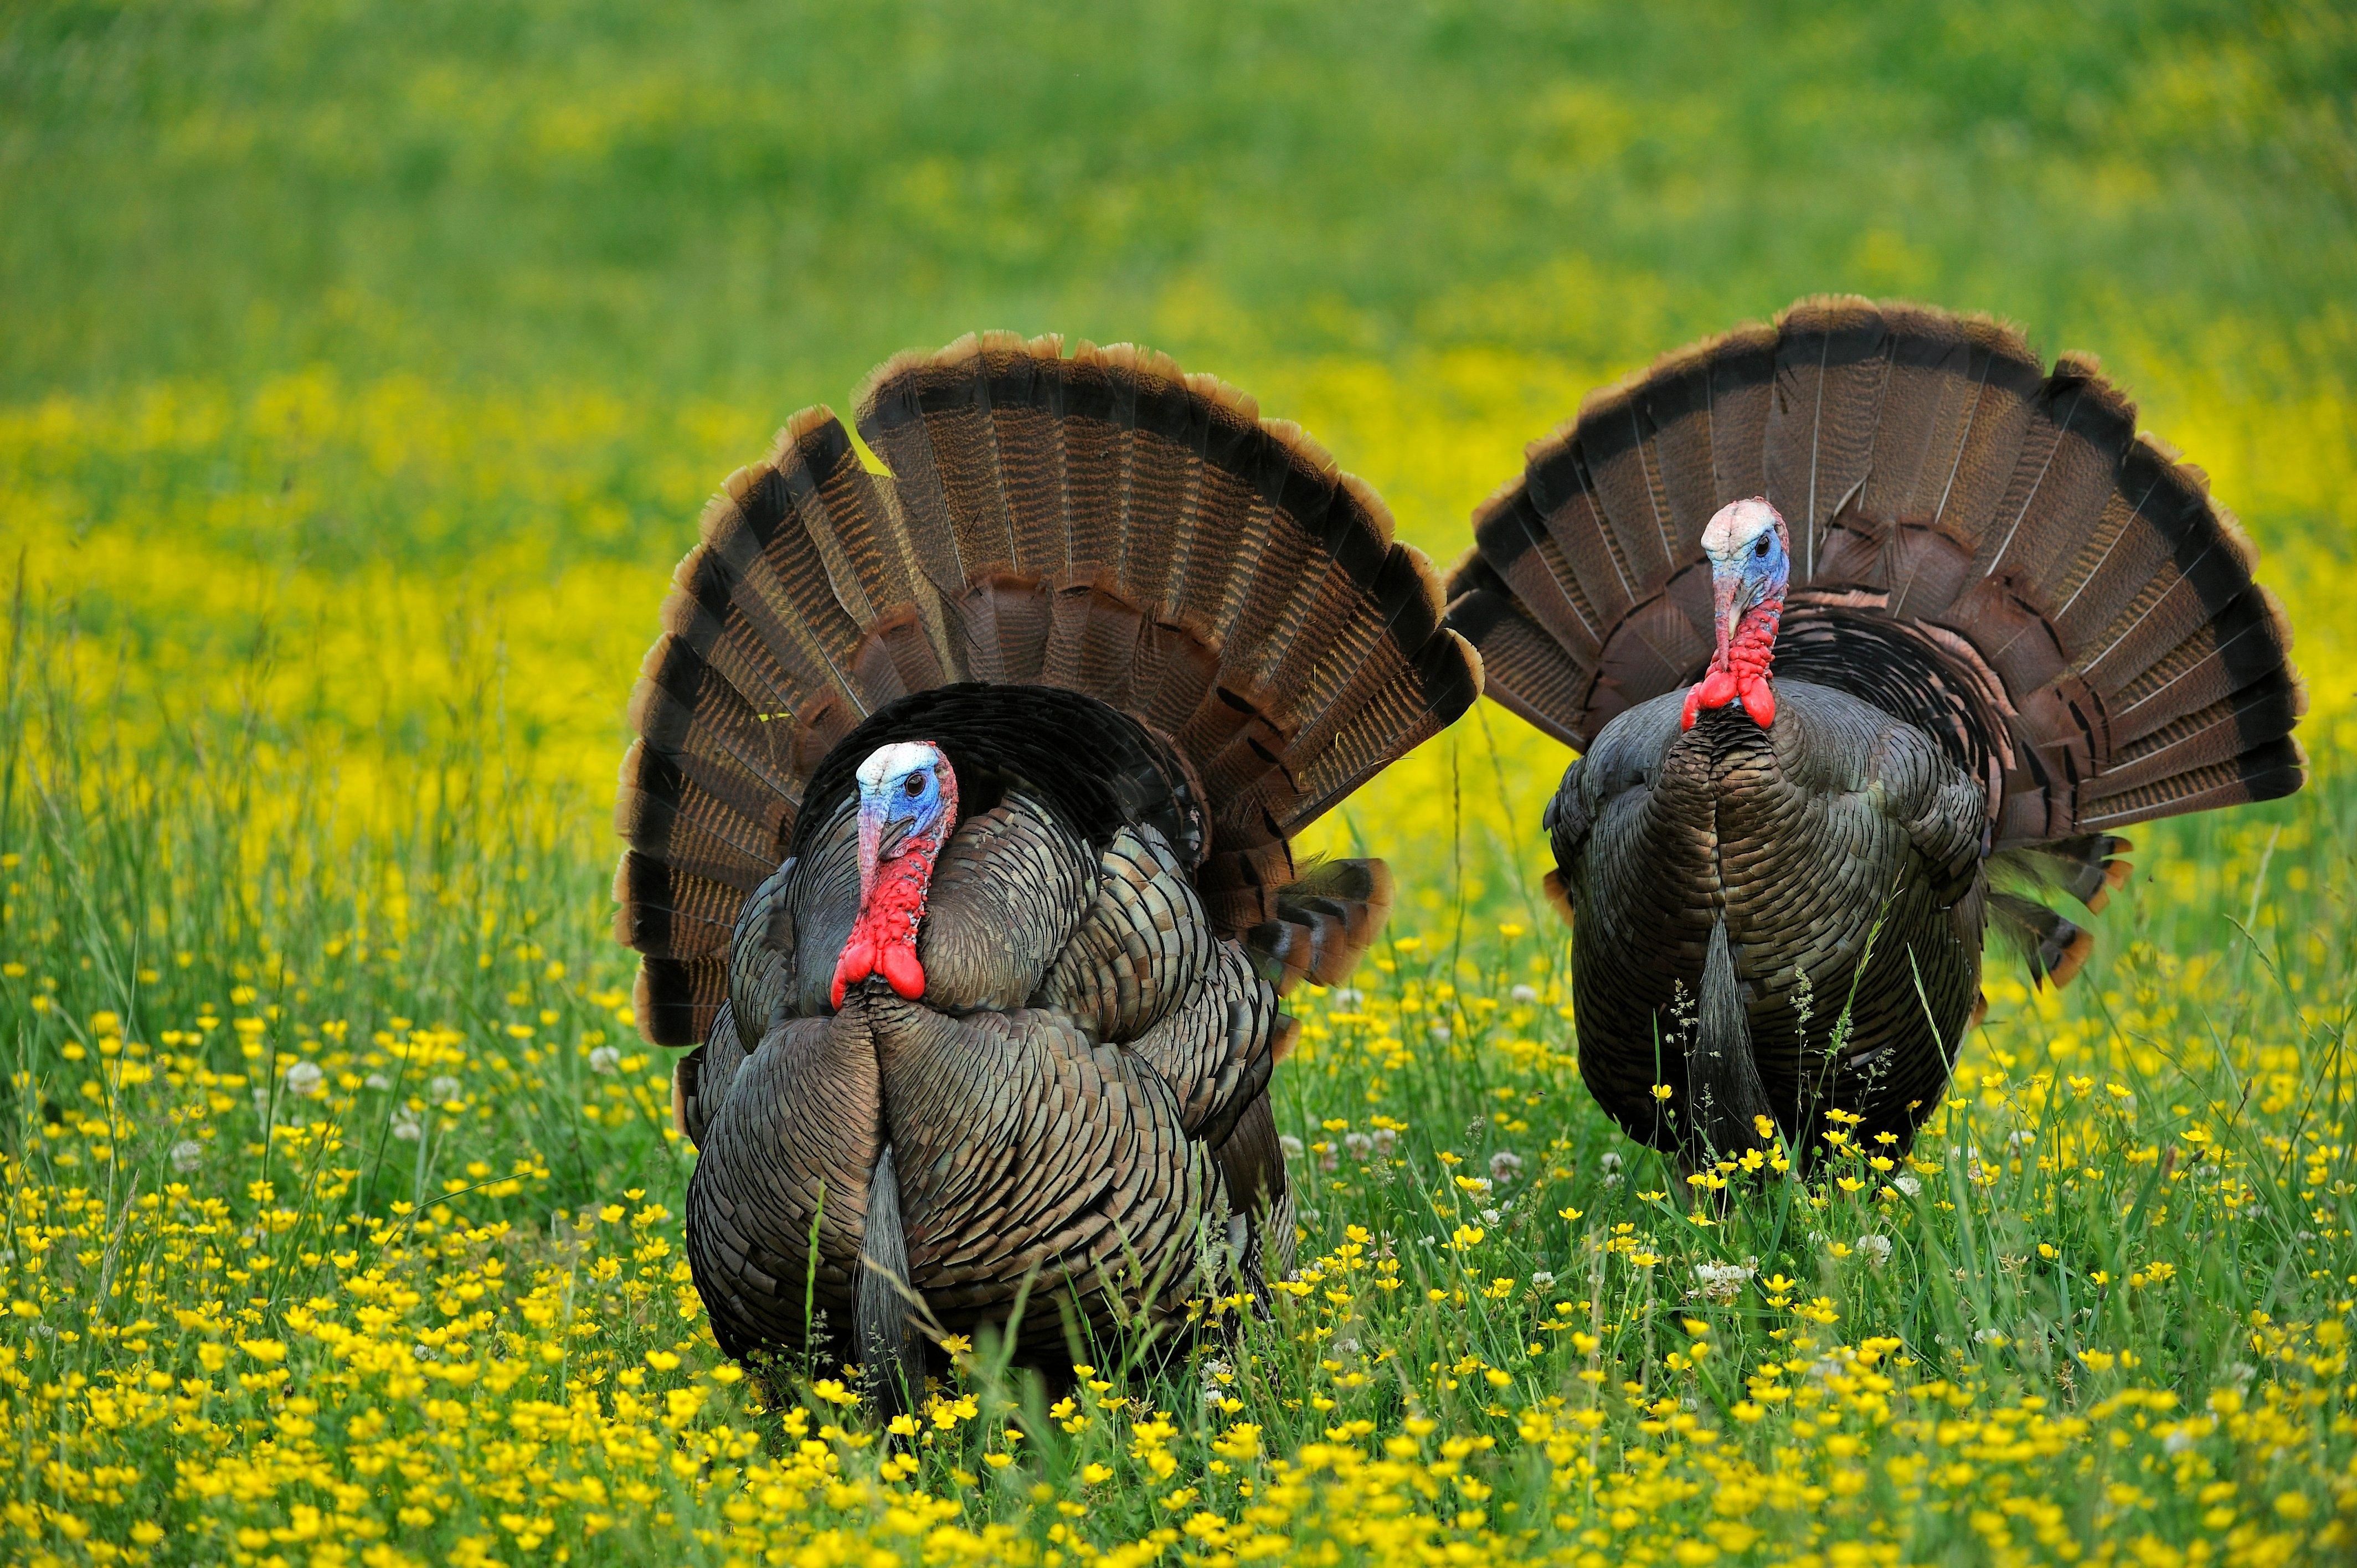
[1444,297,2304,1172]
[615,334,1481,1395]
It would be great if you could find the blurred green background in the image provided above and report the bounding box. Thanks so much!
[9,0,2355,398]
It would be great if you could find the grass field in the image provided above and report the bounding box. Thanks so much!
[3,3,2356,1564]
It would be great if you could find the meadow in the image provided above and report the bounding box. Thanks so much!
[3,2,2356,1564]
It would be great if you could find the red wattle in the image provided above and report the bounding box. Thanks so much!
[830,851,935,1007]
[828,935,875,1009]
[1681,596,1782,731]
[878,941,925,999]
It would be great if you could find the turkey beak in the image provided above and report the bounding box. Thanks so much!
[872,813,913,865]
[1711,566,1747,664]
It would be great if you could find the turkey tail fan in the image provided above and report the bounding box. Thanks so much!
[1445,291,2304,859]
[620,334,1480,1045]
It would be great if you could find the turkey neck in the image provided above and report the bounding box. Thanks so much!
[1722,596,1780,689]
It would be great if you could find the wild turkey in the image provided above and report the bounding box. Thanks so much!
[1444,297,2304,1172]
[615,334,1480,1393]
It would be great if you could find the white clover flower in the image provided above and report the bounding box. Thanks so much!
[1461,1175,1494,1199]
[1330,987,1365,1007]
[283,1060,326,1098]
[1855,1234,1893,1268]
[429,1075,462,1103]
[1489,1150,1524,1185]
[1893,1175,1922,1198]
[364,1072,392,1091]
[1480,1207,1502,1226]
[1530,1270,1557,1293]
[588,1045,622,1075]
[1344,1132,1375,1162]
[1510,984,1540,1003]
[2164,1427,2196,1456]
[1601,1151,1623,1174]
[1973,1328,2007,1346]
[1692,1260,1755,1304]
[1335,1338,1360,1358]
[1278,1133,1305,1159]
[169,1139,204,1174]
[391,1109,424,1143]
[1370,1127,1398,1157]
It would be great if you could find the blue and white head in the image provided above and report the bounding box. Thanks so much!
[1699,497,1791,654]
[852,740,957,893]
[1682,498,1793,731]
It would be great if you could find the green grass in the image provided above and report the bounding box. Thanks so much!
[3,3,2356,1564]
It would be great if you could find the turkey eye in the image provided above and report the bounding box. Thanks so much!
[1753,535,1772,558]
[903,775,925,798]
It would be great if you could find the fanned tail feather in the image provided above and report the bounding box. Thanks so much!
[1987,892,2095,989]
[1993,834,2134,915]
[1244,859,1397,996]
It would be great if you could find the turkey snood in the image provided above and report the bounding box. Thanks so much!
[830,741,958,1007]
[1681,497,1790,732]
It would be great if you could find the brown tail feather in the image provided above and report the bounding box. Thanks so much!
[1442,549,1591,750]
[1994,834,2134,915]
[619,334,1478,1044]
[1244,859,1397,995]
[1988,892,2094,989]
[1447,295,2304,841]
[1763,296,1893,582]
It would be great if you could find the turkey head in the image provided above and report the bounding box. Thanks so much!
[830,742,957,1006]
